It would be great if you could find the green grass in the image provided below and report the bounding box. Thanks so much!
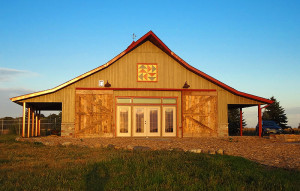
[0,135,299,191]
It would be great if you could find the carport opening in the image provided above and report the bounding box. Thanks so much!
[228,104,257,136]
[25,102,62,136]
[39,112,62,136]
[227,107,242,136]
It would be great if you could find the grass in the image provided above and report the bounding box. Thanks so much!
[0,135,300,191]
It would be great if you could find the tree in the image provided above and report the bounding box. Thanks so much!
[262,96,288,128]
[228,108,247,135]
[45,112,62,130]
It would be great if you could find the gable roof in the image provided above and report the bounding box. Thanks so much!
[10,31,272,104]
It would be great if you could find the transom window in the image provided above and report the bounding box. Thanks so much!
[117,97,176,105]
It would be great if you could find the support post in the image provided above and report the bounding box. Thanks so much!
[27,107,31,138]
[22,103,26,137]
[240,108,243,136]
[258,104,262,137]
[181,92,184,138]
[35,111,38,137]
[31,110,35,137]
[38,110,41,136]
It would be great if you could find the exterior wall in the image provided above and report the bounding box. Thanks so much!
[21,40,265,137]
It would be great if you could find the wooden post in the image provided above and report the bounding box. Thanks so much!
[35,111,38,137]
[22,102,26,137]
[31,110,35,137]
[240,108,243,136]
[27,107,31,138]
[181,91,184,138]
[258,104,262,137]
[38,110,41,136]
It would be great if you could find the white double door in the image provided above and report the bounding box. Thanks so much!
[133,106,161,137]
[116,106,176,137]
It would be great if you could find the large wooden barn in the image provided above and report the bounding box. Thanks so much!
[11,31,272,138]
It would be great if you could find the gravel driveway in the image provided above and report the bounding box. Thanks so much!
[18,136,300,170]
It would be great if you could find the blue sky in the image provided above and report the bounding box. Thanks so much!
[1,0,299,127]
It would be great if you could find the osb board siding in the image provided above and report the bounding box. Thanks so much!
[75,92,113,138]
[182,91,217,137]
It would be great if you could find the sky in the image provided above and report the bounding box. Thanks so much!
[0,0,299,128]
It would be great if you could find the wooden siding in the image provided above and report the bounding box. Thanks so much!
[21,40,265,136]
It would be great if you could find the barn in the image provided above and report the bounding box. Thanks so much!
[10,31,272,138]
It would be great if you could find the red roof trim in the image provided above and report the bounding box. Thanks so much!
[11,30,272,104]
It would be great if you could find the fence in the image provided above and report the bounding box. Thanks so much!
[0,118,61,136]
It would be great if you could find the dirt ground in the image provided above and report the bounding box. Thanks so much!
[18,136,300,170]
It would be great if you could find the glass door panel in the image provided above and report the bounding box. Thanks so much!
[150,110,158,132]
[162,107,176,136]
[133,106,160,137]
[147,107,160,136]
[117,106,131,137]
[133,107,146,136]
[165,109,174,132]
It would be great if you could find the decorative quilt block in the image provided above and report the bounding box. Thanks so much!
[137,63,158,82]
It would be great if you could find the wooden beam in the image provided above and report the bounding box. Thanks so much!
[27,107,31,138]
[240,108,243,136]
[31,110,34,137]
[35,111,38,137]
[22,102,26,138]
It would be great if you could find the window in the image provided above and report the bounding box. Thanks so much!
[165,108,174,132]
[117,106,131,137]
[132,98,161,104]
[117,98,131,103]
